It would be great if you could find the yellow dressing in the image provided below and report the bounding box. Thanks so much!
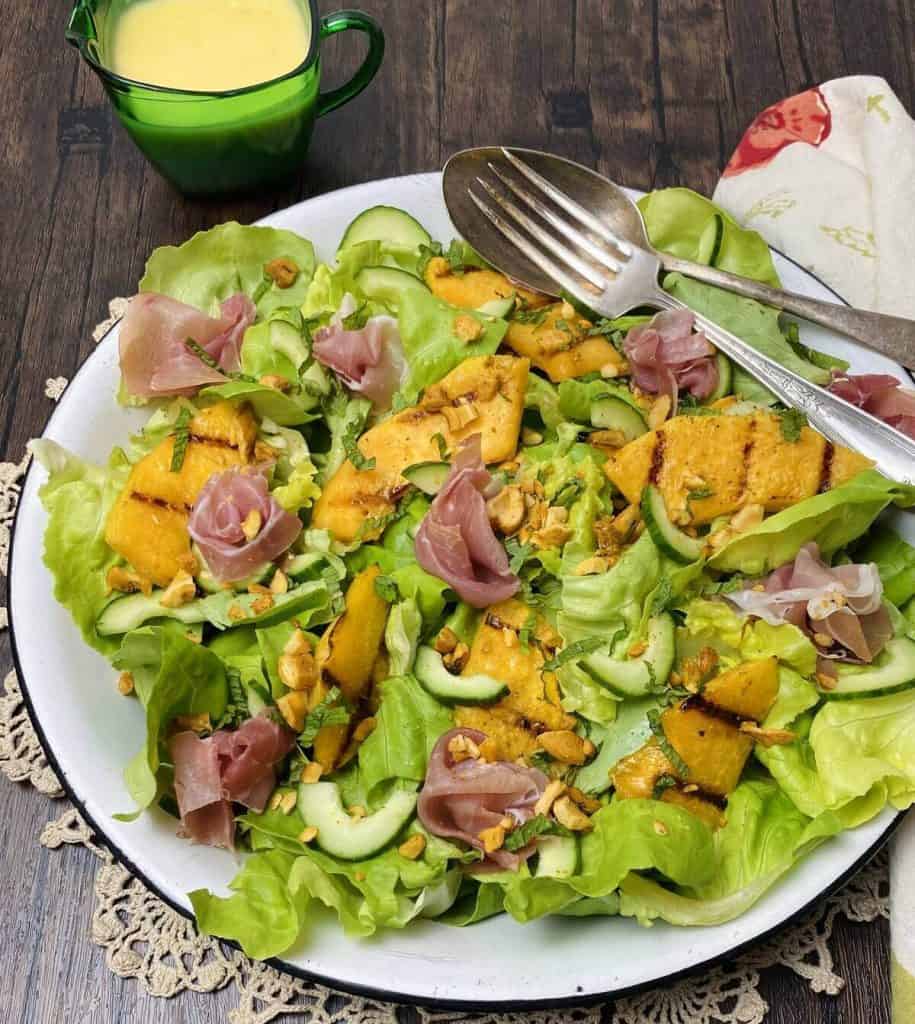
[110,0,311,92]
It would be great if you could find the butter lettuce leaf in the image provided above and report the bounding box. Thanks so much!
[638,188,840,401]
[396,287,507,400]
[852,526,915,607]
[189,850,305,960]
[618,779,840,926]
[32,439,131,656]
[113,625,228,813]
[709,470,915,575]
[357,675,453,801]
[140,221,315,317]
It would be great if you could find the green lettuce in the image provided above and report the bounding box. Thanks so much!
[396,287,507,400]
[709,470,915,576]
[557,377,644,424]
[140,221,315,317]
[32,439,131,655]
[576,695,661,793]
[200,378,319,427]
[357,675,453,801]
[638,188,839,400]
[638,188,781,285]
[618,779,840,926]
[385,598,422,675]
[189,850,305,960]
[113,625,228,812]
[852,526,915,607]
[302,240,420,321]
[680,598,818,676]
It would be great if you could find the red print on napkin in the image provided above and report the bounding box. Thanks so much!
[722,87,832,177]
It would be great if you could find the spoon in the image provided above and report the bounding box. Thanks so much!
[442,146,915,370]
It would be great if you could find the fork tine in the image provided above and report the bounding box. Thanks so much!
[475,177,608,291]
[468,187,604,304]
[487,162,623,274]
[501,148,633,258]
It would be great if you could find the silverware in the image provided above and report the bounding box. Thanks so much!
[442,146,915,486]
[444,147,915,370]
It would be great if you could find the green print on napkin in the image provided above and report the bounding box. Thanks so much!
[820,225,877,259]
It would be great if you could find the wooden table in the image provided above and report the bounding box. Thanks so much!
[2,2,911,1020]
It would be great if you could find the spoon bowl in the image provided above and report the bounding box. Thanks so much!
[443,146,651,296]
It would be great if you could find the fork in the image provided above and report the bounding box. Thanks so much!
[467,148,915,486]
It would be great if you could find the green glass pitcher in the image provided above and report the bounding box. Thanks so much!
[66,0,384,195]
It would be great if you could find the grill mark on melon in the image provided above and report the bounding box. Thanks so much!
[649,432,665,484]
[818,441,835,493]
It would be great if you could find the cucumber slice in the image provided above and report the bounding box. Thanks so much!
[194,545,272,595]
[582,614,675,697]
[403,461,451,496]
[641,485,703,563]
[477,297,515,318]
[338,206,432,252]
[823,637,915,699]
[414,646,508,705]
[296,781,417,860]
[354,265,431,310]
[535,835,579,879]
[590,396,647,441]
[703,352,733,405]
[97,580,330,636]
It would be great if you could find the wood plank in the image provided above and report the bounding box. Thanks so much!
[2,0,912,1018]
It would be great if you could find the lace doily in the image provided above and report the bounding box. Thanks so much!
[0,299,891,1023]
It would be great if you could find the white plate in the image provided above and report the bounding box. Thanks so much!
[10,172,911,1009]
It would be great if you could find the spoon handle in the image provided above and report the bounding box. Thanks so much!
[652,288,915,486]
[659,253,915,371]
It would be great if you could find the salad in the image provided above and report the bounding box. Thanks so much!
[33,189,915,960]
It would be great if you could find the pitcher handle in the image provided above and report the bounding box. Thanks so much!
[316,10,385,117]
[66,0,98,48]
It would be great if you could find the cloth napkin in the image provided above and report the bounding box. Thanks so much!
[713,75,915,1023]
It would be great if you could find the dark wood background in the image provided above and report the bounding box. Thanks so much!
[2,1,912,1020]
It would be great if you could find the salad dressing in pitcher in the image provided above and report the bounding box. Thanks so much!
[110,0,310,92]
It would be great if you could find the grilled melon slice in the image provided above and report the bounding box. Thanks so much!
[312,567,389,769]
[606,411,873,525]
[611,742,725,829]
[423,257,548,310]
[504,304,625,381]
[701,657,779,722]
[104,494,196,587]
[661,705,754,798]
[454,599,574,761]
[312,355,529,542]
[104,401,257,585]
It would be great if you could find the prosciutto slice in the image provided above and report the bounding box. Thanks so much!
[623,309,719,405]
[170,714,295,849]
[414,435,520,608]
[312,293,406,409]
[188,467,302,583]
[728,542,892,665]
[418,728,548,870]
[829,371,915,441]
[119,292,256,398]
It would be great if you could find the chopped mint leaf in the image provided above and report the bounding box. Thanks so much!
[169,407,193,473]
[777,407,807,442]
[503,813,571,852]
[511,306,547,326]
[652,773,679,800]
[343,418,376,471]
[542,636,604,672]
[432,432,449,461]
[300,686,350,746]
[341,304,370,331]
[647,708,689,779]
[505,537,534,575]
[374,575,400,604]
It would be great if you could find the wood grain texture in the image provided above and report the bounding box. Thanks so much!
[1,1,912,1020]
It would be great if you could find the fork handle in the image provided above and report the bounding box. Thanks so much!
[652,289,915,486]
[659,254,915,371]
